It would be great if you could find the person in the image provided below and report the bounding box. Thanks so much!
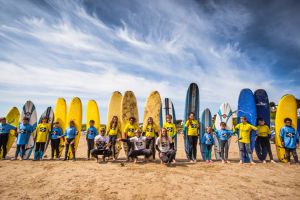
[34,117,51,161]
[184,112,199,163]
[91,128,112,162]
[50,121,63,160]
[86,120,98,160]
[163,115,177,162]
[215,122,233,164]
[123,117,138,161]
[0,117,17,159]
[279,118,299,164]
[155,128,176,165]
[119,129,152,163]
[235,116,257,165]
[256,118,276,164]
[143,117,158,160]
[107,116,121,160]
[63,120,78,161]
[201,127,214,163]
[13,117,33,160]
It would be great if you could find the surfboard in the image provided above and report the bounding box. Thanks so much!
[54,98,67,158]
[237,89,257,163]
[67,97,82,159]
[160,98,177,148]
[183,83,200,159]
[275,94,297,163]
[121,91,139,155]
[21,101,37,160]
[143,91,162,129]
[254,89,270,161]
[38,107,54,155]
[107,91,123,158]
[200,108,212,160]
[0,107,20,159]
[87,100,100,131]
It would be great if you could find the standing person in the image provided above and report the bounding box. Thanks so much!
[107,116,121,160]
[63,120,78,161]
[0,117,17,160]
[256,118,276,164]
[143,117,158,160]
[163,115,177,154]
[201,127,214,163]
[34,117,51,161]
[123,117,138,161]
[86,120,98,160]
[235,116,257,165]
[184,112,199,163]
[156,128,176,165]
[50,121,63,160]
[280,118,299,164]
[91,128,112,162]
[13,117,33,160]
[216,122,233,164]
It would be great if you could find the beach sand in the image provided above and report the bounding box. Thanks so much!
[0,135,299,200]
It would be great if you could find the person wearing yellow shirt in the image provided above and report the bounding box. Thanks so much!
[143,117,158,160]
[107,116,121,160]
[235,116,257,165]
[184,112,199,163]
[123,117,138,161]
[163,115,177,162]
[256,118,276,164]
[34,117,51,161]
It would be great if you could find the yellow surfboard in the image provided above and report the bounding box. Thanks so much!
[107,91,123,158]
[275,94,297,163]
[142,91,162,130]
[86,100,100,131]
[121,91,139,155]
[67,97,82,159]
[0,107,20,159]
[54,98,67,158]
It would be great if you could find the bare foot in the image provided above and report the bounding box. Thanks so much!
[239,160,243,165]
[222,160,225,164]
[270,160,276,164]
[226,160,231,164]
[250,161,256,165]
[263,160,267,164]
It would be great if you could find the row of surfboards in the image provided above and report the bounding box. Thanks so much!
[0,83,298,162]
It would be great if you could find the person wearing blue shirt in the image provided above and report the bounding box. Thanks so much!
[279,118,299,164]
[50,121,63,160]
[0,117,17,159]
[86,120,98,160]
[63,120,78,161]
[216,122,233,164]
[13,117,33,160]
[201,127,215,163]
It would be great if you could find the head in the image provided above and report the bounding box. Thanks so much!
[135,129,142,137]
[54,121,59,128]
[166,115,172,123]
[112,116,118,123]
[41,117,48,123]
[241,116,247,124]
[89,120,95,127]
[147,117,153,125]
[189,112,195,120]
[129,117,136,124]
[100,127,106,136]
[110,116,118,128]
[23,117,29,124]
[69,120,75,127]
[220,122,226,130]
[0,117,6,124]
[160,128,167,137]
[284,118,292,126]
[206,126,212,133]
[257,118,265,126]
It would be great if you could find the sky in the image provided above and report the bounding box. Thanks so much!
[0,0,299,123]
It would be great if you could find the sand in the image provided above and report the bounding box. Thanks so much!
[0,134,299,200]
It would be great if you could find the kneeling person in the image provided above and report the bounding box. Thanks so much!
[156,128,176,165]
[91,128,112,162]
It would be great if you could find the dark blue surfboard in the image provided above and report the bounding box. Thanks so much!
[237,89,257,163]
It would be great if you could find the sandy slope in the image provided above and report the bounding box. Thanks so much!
[0,134,299,200]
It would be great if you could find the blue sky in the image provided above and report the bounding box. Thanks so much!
[0,0,299,123]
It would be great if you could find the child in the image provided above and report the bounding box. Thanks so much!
[155,128,176,165]
[86,120,98,160]
[143,117,158,160]
[184,112,199,163]
[13,117,33,160]
[91,128,112,162]
[201,127,214,163]
[50,121,63,160]
[279,118,299,164]
[256,118,276,164]
[119,129,152,163]
[107,116,121,160]
[216,122,233,164]
[63,120,78,161]
[34,117,51,161]
[0,117,17,159]
[235,116,257,165]
[123,117,138,161]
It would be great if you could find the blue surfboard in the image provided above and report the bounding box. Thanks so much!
[254,89,270,161]
[200,108,212,160]
[237,89,257,163]
[183,83,200,159]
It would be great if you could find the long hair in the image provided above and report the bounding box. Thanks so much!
[159,128,169,144]
[110,116,118,129]
[146,117,154,127]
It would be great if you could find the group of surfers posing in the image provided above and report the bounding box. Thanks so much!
[0,112,299,165]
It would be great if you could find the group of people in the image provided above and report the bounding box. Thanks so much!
[0,112,299,165]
